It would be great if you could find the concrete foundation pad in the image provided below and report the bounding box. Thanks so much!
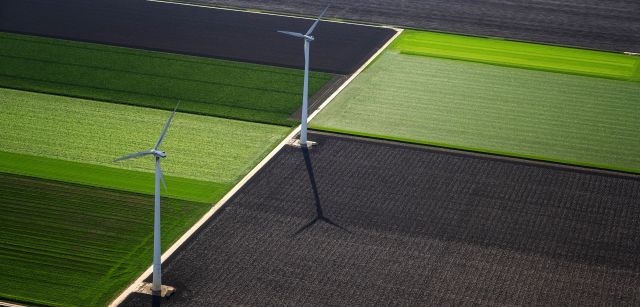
[289,139,317,148]
[135,282,175,298]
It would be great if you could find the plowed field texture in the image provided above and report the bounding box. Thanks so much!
[121,132,640,306]
[312,30,640,174]
[189,0,640,52]
[0,0,396,74]
[0,1,400,305]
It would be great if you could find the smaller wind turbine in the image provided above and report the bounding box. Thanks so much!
[278,5,329,148]
[113,103,179,297]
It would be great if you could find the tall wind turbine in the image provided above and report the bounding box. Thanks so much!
[278,5,329,148]
[113,103,179,296]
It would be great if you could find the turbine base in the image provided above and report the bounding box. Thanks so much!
[289,139,317,148]
[135,282,176,298]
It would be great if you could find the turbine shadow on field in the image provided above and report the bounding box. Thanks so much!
[294,147,349,236]
[152,295,161,307]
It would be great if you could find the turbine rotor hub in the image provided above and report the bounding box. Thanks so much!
[305,35,314,41]
[151,150,167,158]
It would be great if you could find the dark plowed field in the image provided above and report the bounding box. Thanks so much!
[0,0,395,74]
[193,0,640,52]
[122,132,640,306]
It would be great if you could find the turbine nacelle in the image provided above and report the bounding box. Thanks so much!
[112,102,180,294]
[276,5,329,148]
[277,5,328,43]
[152,150,167,158]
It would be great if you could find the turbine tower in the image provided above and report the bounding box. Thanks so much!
[278,5,329,148]
[113,103,179,297]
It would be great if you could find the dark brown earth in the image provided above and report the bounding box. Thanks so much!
[121,131,640,306]
[192,0,640,52]
[0,0,395,74]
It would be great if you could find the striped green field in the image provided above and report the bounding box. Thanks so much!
[393,30,640,81]
[0,32,333,126]
[311,50,640,173]
[0,173,210,306]
[0,88,290,202]
[0,151,229,204]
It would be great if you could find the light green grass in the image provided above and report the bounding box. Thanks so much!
[392,30,640,81]
[0,88,290,199]
[0,173,210,306]
[312,51,640,173]
[0,151,229,203]
[0,32,333,126]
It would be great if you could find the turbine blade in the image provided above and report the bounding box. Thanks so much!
[155,102,180,150]
[305,4,329,36]
[158,164,168,192]
[277,30,305,38]
[113,150,153,162]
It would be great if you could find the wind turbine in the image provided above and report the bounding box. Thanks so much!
[113,103,179,296]
[278,5,329,148]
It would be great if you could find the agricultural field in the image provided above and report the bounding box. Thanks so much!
[122,132,640,306]
[0,32,333,126]
[0,88,290,202]
[0,0,396,74]
[0,86,290,305]
[0,173,211,306]
[0,6,316,299]
[312,31,640,174]
[0,1,399,305]
[393,30,640,81]
[3,0,640,306]
[191,0,640,52]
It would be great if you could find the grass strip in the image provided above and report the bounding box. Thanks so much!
[0,151,228,203]
[0,32,333,126]
[392,30,640,81]
[312,126,640,175]
[0,88,291,185]
[311,51,640,174]
[0,173,211,306]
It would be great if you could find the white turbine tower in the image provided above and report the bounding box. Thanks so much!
[278,5,329,148]
[113,103,179,297]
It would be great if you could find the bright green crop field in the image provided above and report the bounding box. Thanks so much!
[0,151,229,203]
[0,173,210,306]
[394,30,640,81]
[0,32,333,126]
[0,88,290,202]
[312,50,640,173]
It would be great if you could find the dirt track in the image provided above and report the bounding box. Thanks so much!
[121,132,640,306]
[0,0,395,74]
[192,0,640,52]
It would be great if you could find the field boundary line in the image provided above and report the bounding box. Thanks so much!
[308,28,403,122]
[109,24,401,307]
[146,0,395,29]
[0,300,27,307]
[108,127,302,306]
[310,130,640,181]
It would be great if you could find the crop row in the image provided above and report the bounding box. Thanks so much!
[0,32,333,126]
[0,173,210,306]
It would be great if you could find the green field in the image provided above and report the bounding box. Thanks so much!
[0,173,210,306]
[0,151,229,203]
[0,88,290,202]
[0,32,333,126]
[393,30,640,81]
[312,50,640,173]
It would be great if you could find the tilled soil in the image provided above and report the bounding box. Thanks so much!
[121,132,640,306]
[0,0,395,74]
[191,0,640,52]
